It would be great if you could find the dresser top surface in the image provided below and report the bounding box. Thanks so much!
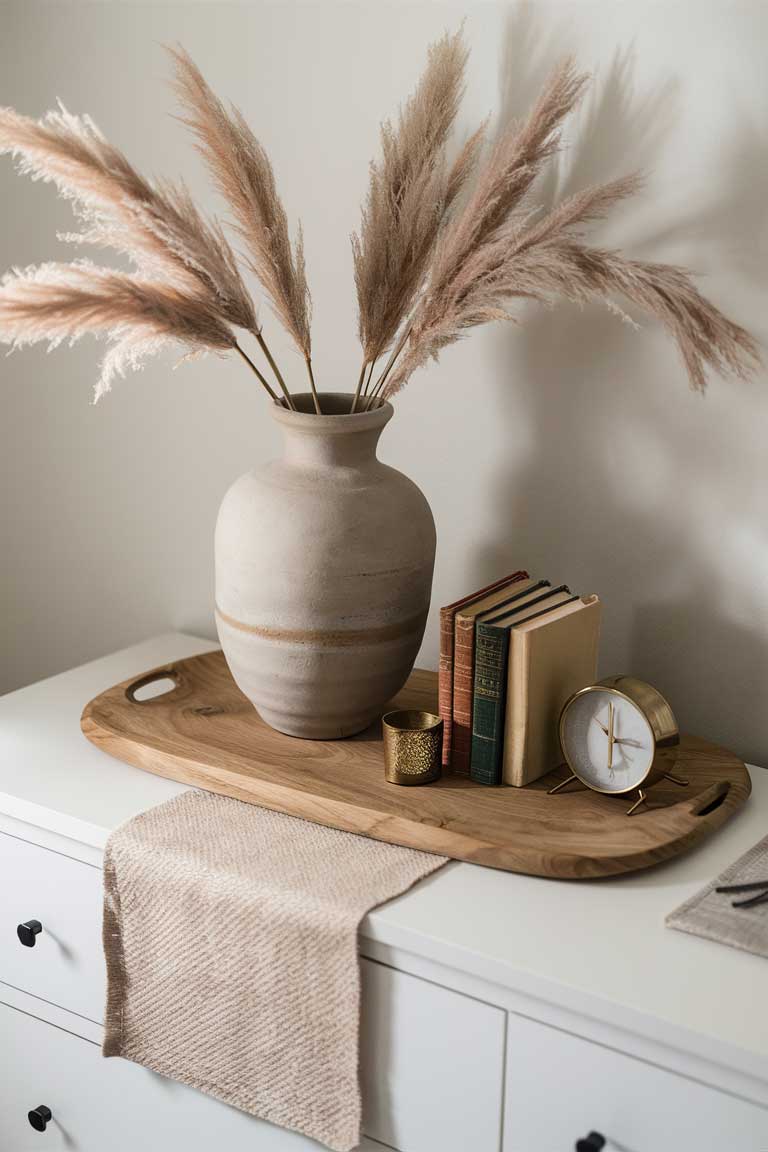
[1,633,766,1082]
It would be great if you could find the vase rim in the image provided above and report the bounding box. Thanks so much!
[271,392,393,433]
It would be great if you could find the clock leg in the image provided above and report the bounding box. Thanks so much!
[663,772,689,787]
[625,788,647,817]
[548,773,579,795]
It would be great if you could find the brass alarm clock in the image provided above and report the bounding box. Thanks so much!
[551,676,688,815]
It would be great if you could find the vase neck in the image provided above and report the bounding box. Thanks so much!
[282,425,385,468]
[270,393,393,469]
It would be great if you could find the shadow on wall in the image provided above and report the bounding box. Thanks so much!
[475,2,768,765]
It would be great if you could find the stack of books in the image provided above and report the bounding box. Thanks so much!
[438,571,600,786]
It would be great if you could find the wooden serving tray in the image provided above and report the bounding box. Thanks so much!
[81,651,751,879]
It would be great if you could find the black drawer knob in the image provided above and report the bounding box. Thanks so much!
[28,1105,52,1132]
[17,920,43,948]
[576,1134,606,1152]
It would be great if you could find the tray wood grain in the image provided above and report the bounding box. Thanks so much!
[81,651,751,879]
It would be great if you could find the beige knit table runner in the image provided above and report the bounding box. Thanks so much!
[103,790,447,1151]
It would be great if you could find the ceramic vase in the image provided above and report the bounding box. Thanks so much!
[215,393,436,739]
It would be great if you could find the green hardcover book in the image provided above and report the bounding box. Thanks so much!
[470,586,576,785]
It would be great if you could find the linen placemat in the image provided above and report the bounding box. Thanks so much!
[103,790,447,1152]
[666,833,768,959]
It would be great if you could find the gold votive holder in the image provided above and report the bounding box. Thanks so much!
[382,710,443,785]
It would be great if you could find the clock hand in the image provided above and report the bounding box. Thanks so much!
[593,718,639,749]
[607,701,615,773]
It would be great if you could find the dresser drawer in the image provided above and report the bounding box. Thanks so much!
[0,832,104,1021]
[361,960,505,1152]
[0,980,504,1152]
[0,998,384,1151]
[505,1012,768,1152]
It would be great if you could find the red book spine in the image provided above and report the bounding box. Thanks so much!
[438,608,459,767]
[438,571,527,772]
[451,615,477,777]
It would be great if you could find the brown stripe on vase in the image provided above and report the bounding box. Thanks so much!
[215,605,429,648]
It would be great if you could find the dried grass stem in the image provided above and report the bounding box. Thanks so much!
[350,361,368,414]
[305,356,322,414]
[255,330,295,410]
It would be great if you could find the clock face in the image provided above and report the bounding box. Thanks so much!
[560,688,655,793]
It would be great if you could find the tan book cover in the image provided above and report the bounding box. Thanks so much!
[451,577,540,775]
[502,595,601,787]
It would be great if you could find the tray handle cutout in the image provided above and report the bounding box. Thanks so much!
[126,669,179,704]
[690,780,730,817]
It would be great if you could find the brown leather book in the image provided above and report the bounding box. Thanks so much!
[451,574,534,776]
[438,571,527,769]
[503,595,601,787]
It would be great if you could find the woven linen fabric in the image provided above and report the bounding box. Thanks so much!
[666,833,768,959]
[103,790,447,1151]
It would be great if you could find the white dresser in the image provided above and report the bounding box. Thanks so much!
[1,633,767,1152]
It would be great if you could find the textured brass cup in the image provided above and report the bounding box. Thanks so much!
[382,710,443,785]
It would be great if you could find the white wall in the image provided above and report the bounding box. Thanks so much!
[2,0,767,764]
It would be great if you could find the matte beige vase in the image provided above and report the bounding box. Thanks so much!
[215,394,436,739]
